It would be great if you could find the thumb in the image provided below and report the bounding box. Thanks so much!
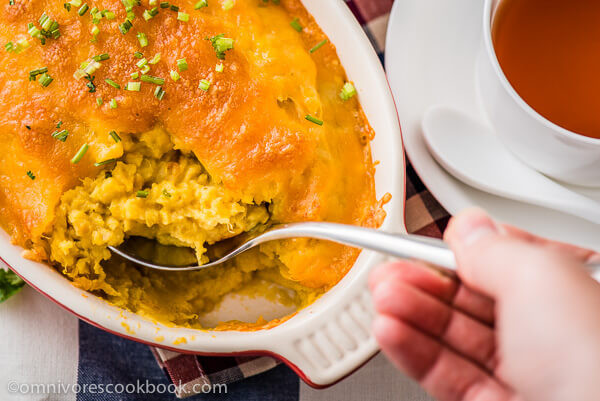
[444,208,588,298]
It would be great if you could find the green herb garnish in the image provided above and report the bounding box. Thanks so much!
[339,82,357,101]
[71,144,89,164]
[109,130,121,142]
[305,114,323,126]
[198,79,210,91]
[0,269,25,303]
[206,34,234,60]
[194,0,207,9]
[290,18,302,32]
[309,39,328,53]
[51,129,69,142]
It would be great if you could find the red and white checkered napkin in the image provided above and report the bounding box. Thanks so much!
[151,0,452,398]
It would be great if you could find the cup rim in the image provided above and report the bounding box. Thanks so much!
[482,0,600,145]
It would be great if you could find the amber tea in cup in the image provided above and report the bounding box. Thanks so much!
[492,0,600,139]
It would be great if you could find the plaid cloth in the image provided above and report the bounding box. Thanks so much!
[151,1,450,398]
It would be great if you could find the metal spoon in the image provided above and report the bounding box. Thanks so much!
[109,222,600,282]
[109,222,456,271]
[422,105,600,224]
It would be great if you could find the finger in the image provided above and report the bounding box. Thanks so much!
[373,315,516,401]
[370,261,495,325]
[369,260,456,300]
[372,278,496,371]
[445,208,591,297]
[501,224,598,262]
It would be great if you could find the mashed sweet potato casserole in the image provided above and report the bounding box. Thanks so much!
[0,0,385,329]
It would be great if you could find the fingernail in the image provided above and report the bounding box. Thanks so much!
[454,210,498,246]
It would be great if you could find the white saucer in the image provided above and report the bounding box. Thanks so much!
[385,0,600,251]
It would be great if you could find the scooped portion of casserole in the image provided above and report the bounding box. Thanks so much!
[0,0,387,329]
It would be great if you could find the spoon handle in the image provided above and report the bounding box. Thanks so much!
[268,223,600,281]
[264,223,457,268]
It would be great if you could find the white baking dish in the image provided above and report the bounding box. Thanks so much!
[2,0,404,387]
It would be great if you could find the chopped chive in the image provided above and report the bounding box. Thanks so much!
[26,171,35,180]
[198,79,210,91]
[206,34,234,59]
[140,64,150,74]
[104,10,115,19]
[118,19,133,34]
[90,25,100,38]
[143,7,158,20]
[339,82,357,101]
[39,13,54,30]
[194,0,207,9]
[222,0,234,10]
[154,86,165,100]
[9,0,15,5]
[169,70,180,81]
[305,114,323,126]
[90,8,101,23]
[14,39,30,54]
[176,58,188,71]
[131,71,139,79]
[51,129,69,142]
[140,75,164,85]
[177,12,189,21]
[105,78,121,89]
[69,0,82,7]
[64,3,72,11]
[148,53,161,64]
[215,63,223,72]
[94,158,117,166]
[84,74,96,92]
[136,190,148,198]
[109,130,121,142]
[290,18,302,32]
[29,67,48,80]
[78,3,89,15]
[136,57,148,68]
[137,32,148,47]
[109,98,118,108]
[56,121,63,128]
[92,53,109,61]
[134,51,143,58]
[149,0,158,5]
[5,42,14,52]
[169,4,179,11]
[81,60,101,76]
[125,81,141,91]
[309,39,328,53]
[160,1,169,8]
[96,97,103,106]
[38,73,53,87]
[28,25,42,39]
[70,144,89,164]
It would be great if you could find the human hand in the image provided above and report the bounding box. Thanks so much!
[369,208,600,401]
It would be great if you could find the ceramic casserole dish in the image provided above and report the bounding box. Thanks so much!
[2,0,404,387]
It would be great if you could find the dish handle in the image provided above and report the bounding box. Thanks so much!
[269,282,380,387]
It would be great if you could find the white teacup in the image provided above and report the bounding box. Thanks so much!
[477,0,600,187]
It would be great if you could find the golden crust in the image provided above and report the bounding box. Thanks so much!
[0,0,383,291]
